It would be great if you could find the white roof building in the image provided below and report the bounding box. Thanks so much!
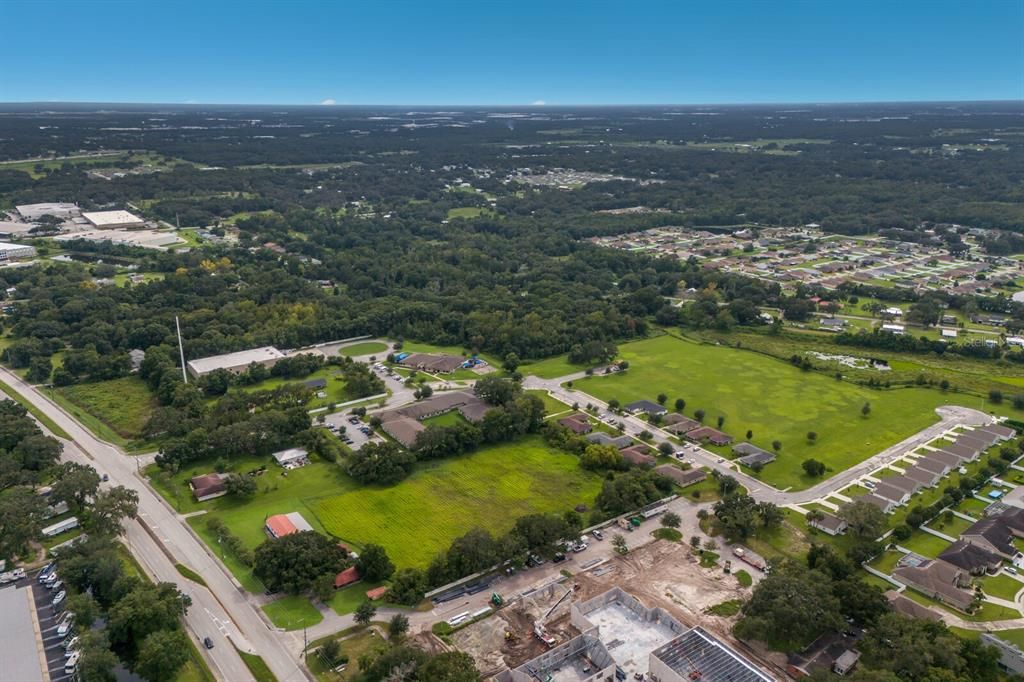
[1007,337,1024,348]
[16,202,79,221]
[941,328,958,338]
[82,210,145,229]
[881,324,905,334]
[186,346,284,377]
[0,242,36,261]
[272,448,309,466]
[883,307,903,317]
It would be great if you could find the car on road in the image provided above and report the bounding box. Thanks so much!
[203,636,215,649]
[52,590,66,606]
[717,457,725,463]
[101,473,109,482]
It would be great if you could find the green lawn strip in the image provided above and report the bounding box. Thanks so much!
[652,528,682,542]
[898,532,952,559]
[678,476,723,504]
[339,342,389,357]
[995,629,1024,648]
[262,595,324,631]
[861,573,897,592]
[573,334,986,491]
[699,551,720,568]
[901,588,1021,622]
[0,378,71,438]
[979,574,1024,601]
[526,389,572,416]
[734,570,752,587]
[175,563,208,587]
[705,599,742,616]
[328,581,389,615]
[235,648,278,682]
[422,410,467,427]
[955,497,990,517]
[742,510,812,563]
[522,353,586,379]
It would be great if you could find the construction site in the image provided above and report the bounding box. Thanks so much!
[455,541,772,681]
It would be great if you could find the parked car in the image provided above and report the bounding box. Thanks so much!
[49,580,64,593]
[64,636,79,652]
[552,552,567,563]
[203,637,215,649]
[592,529,604,541]
[65,651,80,674]
[863,480,877,490]
[38,562,56,581]
[52,590,67,606]
[57,613,75,637]
[42,572,58,587]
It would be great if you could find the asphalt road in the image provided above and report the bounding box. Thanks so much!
[0,367,308,682]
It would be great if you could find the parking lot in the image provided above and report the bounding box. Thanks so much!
[321,412,385,449]
[20,566,76,682]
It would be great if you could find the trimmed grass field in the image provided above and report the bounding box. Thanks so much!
[50,376,157,447]
[526,389,571,416]
[262,595,324,631]
[339,342,389,357]
[574,334,982,490]
[158,436,601,589]
[311,436,603,567]
[231,367,355,410]
[898,532,951,558]
[980,573,1024,601]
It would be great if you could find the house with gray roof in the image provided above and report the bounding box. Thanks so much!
[873,481,911,506]
[624,399,668,417]
[861,493,897,514]
[586,432,633,449]
[938,539,1003,576]
[893,559,974,612]
[916,454,952,476]
[904,465,942,488]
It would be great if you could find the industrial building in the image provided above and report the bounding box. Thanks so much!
[650,627,773,682]
[186,346,285,378]
[16,202,80,221]
[0,242,37,262]
[81,209,146,229]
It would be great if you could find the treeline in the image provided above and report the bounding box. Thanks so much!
[58,535,193,682]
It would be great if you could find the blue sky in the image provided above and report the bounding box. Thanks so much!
[3,0,1022,104]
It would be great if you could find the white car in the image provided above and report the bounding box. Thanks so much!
[64,636,79,652]
[65,651,80,674]
[49,580,63,593]
[57,614,75,637]
[591,529,604,541]
[52,590,66,606]
[863,480,877,490]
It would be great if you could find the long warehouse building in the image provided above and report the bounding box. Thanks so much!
[186,346,285,378]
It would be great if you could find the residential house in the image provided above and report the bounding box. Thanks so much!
[957,433,993,454]
[586,432,633,449]
[886,475,922,496]
[303,377,328,391]
[861,494,897,514]
[189,473,229,502]
[685,426,733,446]
[820,317,846,331]
[916,454,953,476]
[884,591,942,622]
[872,481,911,506]
[834,650,860,676]
[558,414,593,435]
[809,512,848,536]
[981,634,1024,676]
[940,442,979,462]
[624,400,668,417]
[620,445,656,467]
[654,465,707,488]
[961,516,1019,560]
[381,416,425,448]
[893,559,975,612]
[938,540,1003,576]
[963,428,1001,448]
[977,424,1017,442]
[733,442,775,468]
[904,465,942,488]
[664,419,701,435]
[366,586,388,600]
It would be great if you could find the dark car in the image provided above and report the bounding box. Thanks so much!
[552,552,566,563]
[203,637,215,649]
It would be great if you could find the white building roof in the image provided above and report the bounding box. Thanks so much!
[0,242,34,251]
[16,202,79,220]
[881,324,905,332]
[0,584,45,682]
[272,447,309,464]
[186,346,284,375]
[941,328,958,338]
[82,210,145,227]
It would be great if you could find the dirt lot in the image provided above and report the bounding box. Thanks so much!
[453,540,753,676]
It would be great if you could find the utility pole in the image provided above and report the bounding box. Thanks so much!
[176,315,188,383]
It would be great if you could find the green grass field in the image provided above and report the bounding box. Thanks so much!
[422,410,467,427]
[339,342,389,357]
[574,334,988,490]
[328,580,388,615]
[527,389,572,416]
[50,376,157,446]
[311,436,602,567]
[231,367,356,409]
[161,436,601,586]
[262,596,324,631]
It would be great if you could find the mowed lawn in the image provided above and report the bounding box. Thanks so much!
[339,341,389,357]
[53,376,157,443]
[168,436,601,588]
[574,335,970,490]
[311,436,603,567]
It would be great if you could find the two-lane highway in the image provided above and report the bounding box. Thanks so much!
[0,367,310,682]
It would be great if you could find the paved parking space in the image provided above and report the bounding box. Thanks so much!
[27,570,76,682]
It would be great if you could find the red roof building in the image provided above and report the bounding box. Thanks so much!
[366,586,388,601]
[334,566,361,589]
